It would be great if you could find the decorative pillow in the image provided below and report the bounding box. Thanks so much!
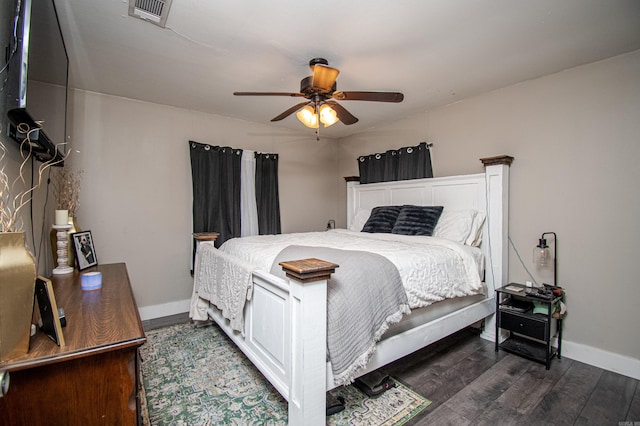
[391,205,444,236]
[349,208,372,232]
[433,209,484,246]
[361,206,402,233]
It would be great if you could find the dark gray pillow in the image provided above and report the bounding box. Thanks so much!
[392,205,444,236]
[361,206,402,233]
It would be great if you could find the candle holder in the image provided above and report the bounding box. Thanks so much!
[52,224,74,275]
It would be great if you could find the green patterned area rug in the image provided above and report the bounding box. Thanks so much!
[139,322,430,425]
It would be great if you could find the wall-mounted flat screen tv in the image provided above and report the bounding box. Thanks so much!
[2,0,68,164]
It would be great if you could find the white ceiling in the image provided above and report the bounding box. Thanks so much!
[54,0,640,139]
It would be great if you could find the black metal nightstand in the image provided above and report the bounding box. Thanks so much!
[495,283,564,369]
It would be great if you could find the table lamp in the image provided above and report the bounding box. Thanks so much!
[533,231,557,286]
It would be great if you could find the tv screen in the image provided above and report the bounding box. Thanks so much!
[1,0,68,164]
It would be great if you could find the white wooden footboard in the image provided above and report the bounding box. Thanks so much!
[206,259,336,426]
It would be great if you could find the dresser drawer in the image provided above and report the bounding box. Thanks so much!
[499,311,548,341]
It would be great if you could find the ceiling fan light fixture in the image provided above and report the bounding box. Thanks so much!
[319,103,339,127]
[234,58,403,130]
[296,105,319,128]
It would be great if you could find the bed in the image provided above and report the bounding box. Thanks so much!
[190,155,512,425]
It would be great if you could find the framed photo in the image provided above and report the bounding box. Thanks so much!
[35,277,65,347]
[71,230,98,271]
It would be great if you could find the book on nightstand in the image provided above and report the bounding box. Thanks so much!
[504,284,525,292]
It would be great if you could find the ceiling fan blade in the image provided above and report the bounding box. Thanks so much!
[325,100,359,125]
[270,101,310,122]
[311,64,340,92]
[332,91,404,103]
[234,92,305,97]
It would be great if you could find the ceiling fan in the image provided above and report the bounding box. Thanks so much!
[233,58,404,131]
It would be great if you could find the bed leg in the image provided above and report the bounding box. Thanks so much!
[480,312,497,342]
[279,259,338,426]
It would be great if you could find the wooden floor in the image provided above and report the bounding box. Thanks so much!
[143,315,639,425]
[380,328,640,426]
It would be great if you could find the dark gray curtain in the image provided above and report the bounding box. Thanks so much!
[358,142,433,184]
[255,152,281,235]
[189,141,242,247]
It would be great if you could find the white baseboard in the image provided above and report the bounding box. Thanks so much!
[561,340,640,380]
[140,301,640,380]
[483,331,640,381]
[138,298,191,321]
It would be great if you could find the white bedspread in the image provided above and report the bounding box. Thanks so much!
[190,243,257,332]
[220,229,484,308]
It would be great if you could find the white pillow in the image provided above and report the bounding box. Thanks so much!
[433,209,482,246]
[465,211,486,247]
[349,209,372,232]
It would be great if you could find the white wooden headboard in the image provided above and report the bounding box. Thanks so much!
[346,157,512,293]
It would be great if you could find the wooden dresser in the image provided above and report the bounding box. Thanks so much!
[0,263,146,425]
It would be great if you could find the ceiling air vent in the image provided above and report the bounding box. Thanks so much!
[129,0,173,28]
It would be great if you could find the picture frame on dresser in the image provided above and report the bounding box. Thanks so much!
[34,277,65,347]
[71,230,98,271]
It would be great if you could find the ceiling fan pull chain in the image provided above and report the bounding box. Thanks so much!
[314,99,321,140]
[315,106,321,141]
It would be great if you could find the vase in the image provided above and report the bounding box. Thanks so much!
[0,232,37,361]
[50,216,79,268]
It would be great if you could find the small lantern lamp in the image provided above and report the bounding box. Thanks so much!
[533,232,557,286]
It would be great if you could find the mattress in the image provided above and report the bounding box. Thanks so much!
[219,228,485,309]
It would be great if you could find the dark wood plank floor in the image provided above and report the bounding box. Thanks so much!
[143,315,639,425]
[380,328,640,426]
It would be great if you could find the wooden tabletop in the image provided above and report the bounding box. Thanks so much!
[0,263,146,372]
[193,232,219,241]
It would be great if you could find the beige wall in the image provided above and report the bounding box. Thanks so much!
[67,90,338,309]
[338,50,640,363]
